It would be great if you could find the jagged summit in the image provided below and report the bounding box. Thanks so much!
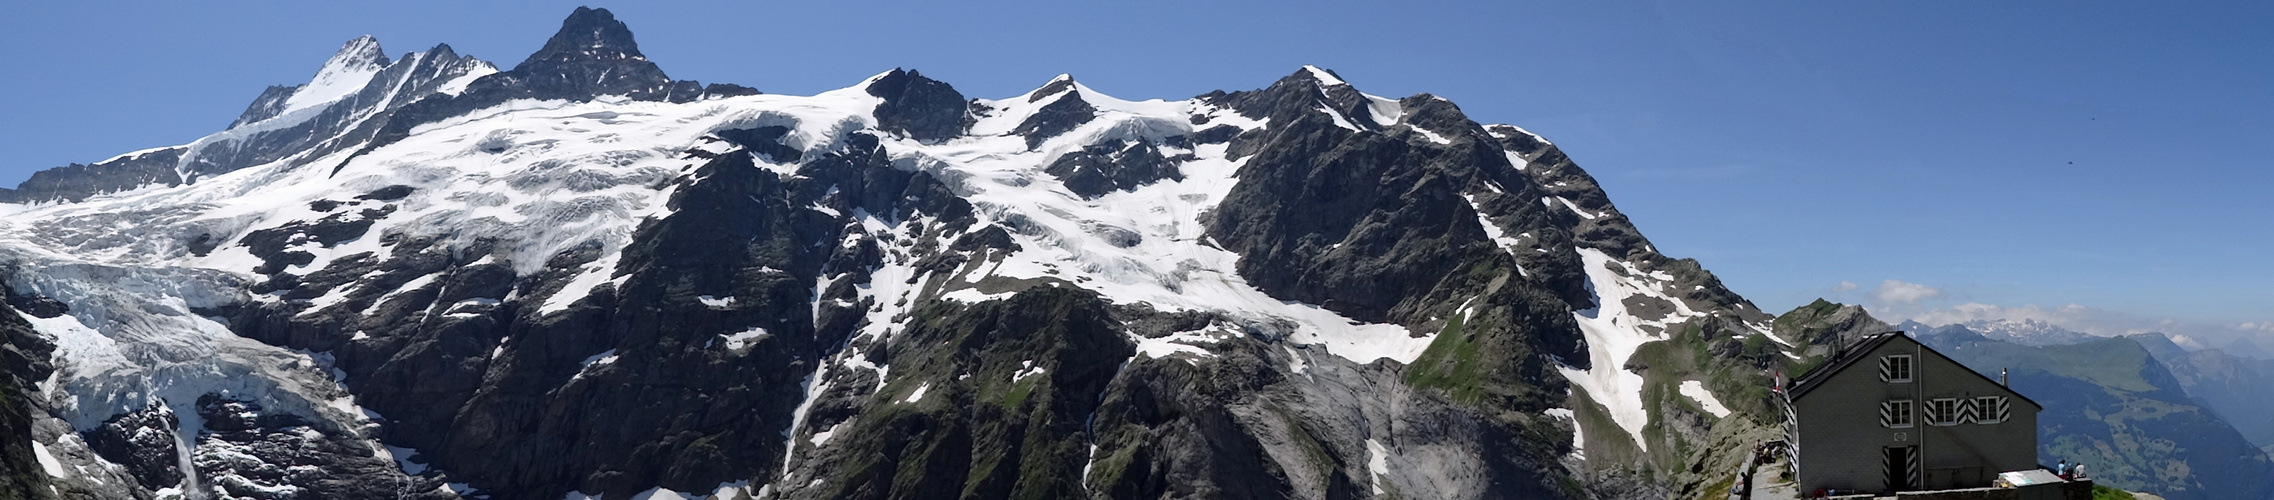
[518,7,655,73]
[1027,73,1078,102]
[491,6,673,99]
[863,68,968,142]
[322,35,391,73]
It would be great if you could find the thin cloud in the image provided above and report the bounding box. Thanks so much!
[1871,280,1942,304]
[1832,281,1859,293]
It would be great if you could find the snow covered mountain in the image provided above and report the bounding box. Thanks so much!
[1896,319,2096,347]
[0,8,1799,500]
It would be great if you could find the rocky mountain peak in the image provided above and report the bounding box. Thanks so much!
[1027,73,1077,102]
[322,35,388,71]
[518,6,649,71]
[864,68,969,142]
[325,35,390,71]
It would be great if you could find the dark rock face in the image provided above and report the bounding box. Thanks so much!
[0,298,58,499]
[1012,91,1097,149]
[84,403,186,491]
[193,395,454,500]
[4,284,69,319]
[1203,72,1504,325]
[790,287,1135,500]
[712,126,804,163]
[1044,140,1183,198]
[0,147,185,204]
[237,204,392,275]
[865,69,970,142]
[501,6,674,101]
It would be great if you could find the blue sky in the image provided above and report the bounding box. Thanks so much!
[3,1,2269,344]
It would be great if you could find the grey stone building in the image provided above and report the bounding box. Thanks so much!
[1783,332,2042,494]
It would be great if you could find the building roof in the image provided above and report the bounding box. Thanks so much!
[1788,332,2042,411]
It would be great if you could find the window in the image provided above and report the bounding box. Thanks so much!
[1880,355,1914,383]
[1881,399,1914,428]
[1975,396,2008,424]
[1925,398,1960,426]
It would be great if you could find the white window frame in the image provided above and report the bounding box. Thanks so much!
[1975,396,2007,424]
[1881,355,1914,383]
[1925,398,1960,426]
[1882,399,1915,429]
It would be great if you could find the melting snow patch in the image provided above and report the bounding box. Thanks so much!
[697,295,736,309]
[1365,438,1391,495]
[1011,360,1046,383]
[903,382,930,404]
[1554,197,1601,219]
[1409,125,1452,144]
[1316,104,1361,131]
[713,327,768,350]
[810,421,844,447]
[1302,65,1348,86]
[1283,346,1309,375]
[1132,324,1235,363]
[581,349,619,368]
[32,441,66,478]
[1679,381,1730,418]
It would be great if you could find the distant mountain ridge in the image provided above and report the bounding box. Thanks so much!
[1914,324,2274,500]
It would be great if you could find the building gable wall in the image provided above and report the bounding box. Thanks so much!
[1794,335,2039,494]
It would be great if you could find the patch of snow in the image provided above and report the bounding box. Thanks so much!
[1554,197,1601,219]
[697,295,736,308]
[1316,104,1361,131]
[714,327,768,350]
[277,36,388,117]
[32,440,66,478]
[809,421,843,447]
[431,62,498,96]
[1680,380,1730,418]
[1365,438,1391,495]
[580,349,618,368]
[1301,65,1348,87]
[1408,125,1452,144]
[97,145,186,165]
[1364,94,1403,127]
[903,382,930,404]
[1011,360,1046,383]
